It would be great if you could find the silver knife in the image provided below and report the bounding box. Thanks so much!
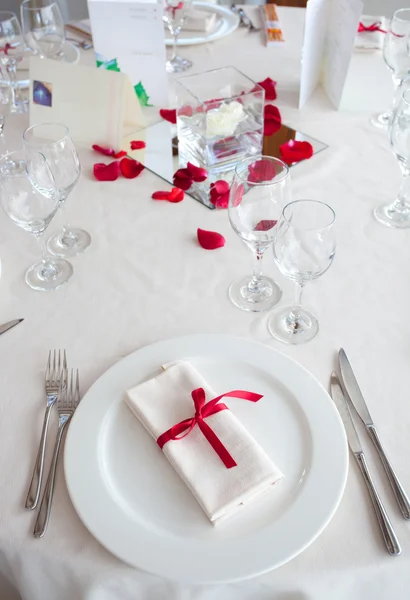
[0,319,23,336]
[339,348,410,520]
[330,373,401,556]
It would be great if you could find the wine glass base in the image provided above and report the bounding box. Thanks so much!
[374,203,410,228]
[229,275,282,312]
[25,258,73,291]
[166,55,192,73]
[268,306,319,345]
[369,111,392,129]
[47,228,92,258]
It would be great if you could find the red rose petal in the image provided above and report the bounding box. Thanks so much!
[160,108,177,124]
[178,105,194,118]
[92,144,115,157]
[254,219,278,231]
[93,161,120,181]
[120,157,144,179]
[232,183,244,207]
[173,175,193,191]
[152,191,171,200]
[212,180,230,195]
[264,104,282,136]
[210,180,230,209]
[113,150,127,159]
[168,187,185,203]
[130,140,146,150]
[248,159,277,183]
[257,77,277,101]
[187,162,208,182]
[174,167,192,180]
[279,140,313,164]
[197,228,226,250]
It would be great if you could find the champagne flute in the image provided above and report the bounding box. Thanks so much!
[0,150,73,290]
[268,200,336,344]
[374,88,410,227]
[23,122,91,257]
[371,8,410,129]
[0,11,27,113]
[228,156,290,312]
[163,0,192,73]
[21,0,65,59]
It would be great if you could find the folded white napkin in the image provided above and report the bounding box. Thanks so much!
[184,9,217,33]
[125,362,283,524]
[355,15,387,50]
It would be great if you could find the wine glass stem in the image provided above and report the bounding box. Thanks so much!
[395,168,410,209]
[172,32,178,61]
[35,232,58,278]
[6,63,18,108]
[290,282,305,322]
[249,251,264,291]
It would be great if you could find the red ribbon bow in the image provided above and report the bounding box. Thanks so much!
[0,43,11,55]
[157,387,263,469]
[357,21,386,34]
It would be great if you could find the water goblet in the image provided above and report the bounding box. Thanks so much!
[268,200,336,344]
[374,88,410,228]
[23,122,91,257]
[163,0,192,73]
[21,0,65,60]
[228,156,291,312]
[0,150,73,290]
[0,11,27,113]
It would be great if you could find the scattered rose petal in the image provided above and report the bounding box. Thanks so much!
[210,180,230,209]
[178,105,194,118]
[254,219,277,231]
[120,157,144,179]
[186,162,208,182]
[173,168,193,190]
[279,140,313,164]
[152,191,171,200]
[248,158,277,183]
[168,187,185,203]
[92,144,115,157]
[197,228,226,250]
[264,104,282,136]
[93,161,120,181]
[113,150,127,159]
[232,183,244,207]
[257,77,277,101]
[130,140,146,150]
[160,108,177,124]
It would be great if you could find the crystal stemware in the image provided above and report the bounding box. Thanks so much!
[228,156,290,312]
[0,150,73,290]
[371,8,410,129]
[268,200,336,344]
[21,0,65,59]
[163,0,192,73]
[0,11,27,113]
[374,88,410,228]
[23,122,91,257]
[0,69,12,137]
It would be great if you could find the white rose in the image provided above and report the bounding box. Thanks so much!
[206,101,245,138]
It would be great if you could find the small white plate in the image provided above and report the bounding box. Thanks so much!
[165,2,240,46]
[65,335,348,584]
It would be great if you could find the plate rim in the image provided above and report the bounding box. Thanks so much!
[64,334,348,584]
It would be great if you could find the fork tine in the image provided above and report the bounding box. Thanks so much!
[45,350,51,384]
[57,350,61,383]
[63,350,67,371]
[75,370,80,405]
[52,350,57,384]
[69,369,73,409]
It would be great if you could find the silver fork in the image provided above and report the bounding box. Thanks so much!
[34,368,80,538]
[25,350,67,510]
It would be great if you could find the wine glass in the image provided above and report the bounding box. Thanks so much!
[0,11,27,113]
[21,0,65,60]
[371,8,410,129]
[23,122,91,257]
[0,150,73,290]
[228,156,291,312]
[0,69,12,137]
[268,200,336,345]
[374,88,410,228]
[163,0,192,73]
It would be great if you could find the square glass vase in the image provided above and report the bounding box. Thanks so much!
[175,66,265,207]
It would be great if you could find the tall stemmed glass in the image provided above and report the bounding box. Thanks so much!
[228,156,291,312]
[23,123,91,257]
[0,12,27,113]
[21,1,65,60]
[0,150,73,290]
[268,200,336,345]
[0,71,12,137]
[163,0,192,73]
[371,8,410,129]
[375,88,410,228]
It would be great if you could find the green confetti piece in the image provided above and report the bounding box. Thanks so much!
[134,81,153,107]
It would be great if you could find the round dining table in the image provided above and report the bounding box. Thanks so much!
[1,5,410,600]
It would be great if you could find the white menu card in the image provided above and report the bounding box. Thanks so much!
[87,0,168,108]
[299,0,364,108]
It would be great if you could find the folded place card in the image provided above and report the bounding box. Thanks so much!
[88,0,168,108]
[29,56,144,148]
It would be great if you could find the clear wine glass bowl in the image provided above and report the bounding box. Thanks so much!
[21,0,65,59]
[163,0,193,73]
[0,11,28,114]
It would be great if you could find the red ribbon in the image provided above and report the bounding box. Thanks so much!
[0,43,11,55]
[157,387,263,469]
[357,21,386,33]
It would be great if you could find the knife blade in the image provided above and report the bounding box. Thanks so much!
[330,373,401,556]
[0,318,23,336]
[339,348,410,520]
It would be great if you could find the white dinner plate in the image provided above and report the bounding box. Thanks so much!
[165,2,240,46]
[65,334,348,584]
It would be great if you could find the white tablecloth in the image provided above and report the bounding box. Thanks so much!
[1,6,410,600]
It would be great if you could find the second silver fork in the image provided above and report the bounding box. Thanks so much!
[25,350,67,510]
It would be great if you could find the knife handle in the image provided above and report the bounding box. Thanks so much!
[355,452,401,556]
[366,425,410,520]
